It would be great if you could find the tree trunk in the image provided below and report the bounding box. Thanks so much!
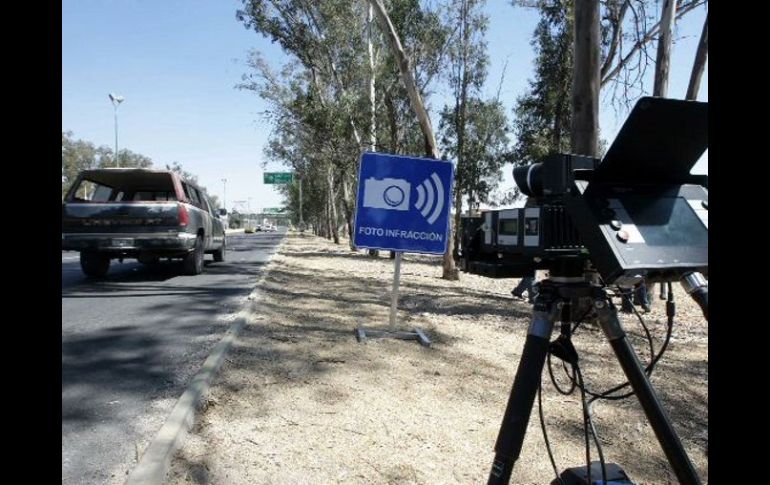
[328,168,340,244]
[571,0,601,157]
[369,0,439,159]
[368,3,377,153]
[600,0,702,88]
[367,2,381,258]
[370,0,458,280]
[552,85,568,148]
[385,91,399,153]
[453,0,470,258]
[653,0,677,97]
[453,191,463,251]
[325,192,333,240]
[686,13,708,100]
[341,177,356,249]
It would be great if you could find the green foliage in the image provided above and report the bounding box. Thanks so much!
[62,131,98,197]
[236,0,452,237]
[101,149,153,169]
[440,98,511,208]
[438,0,509,213]
[62,131,153,198]
[376,0,451,155]
[164,161,219,207]
[512,0,573,170]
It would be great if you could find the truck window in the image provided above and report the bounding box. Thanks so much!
[73,180,114,202]
[183,183,200,206]
[202,195,215,214]
[192,187,206,210]
[132,191,177,201]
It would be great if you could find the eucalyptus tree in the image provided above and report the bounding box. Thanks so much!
[510,0,707,167]
[511,0,573,192]
[599,0,707,109]
[370,0,459,279]
[238,0,367,244]
[438,0,511,249]
[686,12,707,101]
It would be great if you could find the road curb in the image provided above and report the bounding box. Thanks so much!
[125,317,245,485]
[125,235,285,485]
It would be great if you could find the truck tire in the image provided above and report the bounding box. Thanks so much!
[80,252,110,278]
[213,237,226,262]
[183,234,204,275]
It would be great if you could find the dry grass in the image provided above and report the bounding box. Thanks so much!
[168,233,707,484]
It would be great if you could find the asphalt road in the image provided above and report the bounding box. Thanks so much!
[62,230,285,484]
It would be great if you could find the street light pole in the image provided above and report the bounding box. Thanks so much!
[221,178,227,212]
[108,93,124,167]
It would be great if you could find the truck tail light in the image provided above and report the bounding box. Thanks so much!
[178,203,190,227]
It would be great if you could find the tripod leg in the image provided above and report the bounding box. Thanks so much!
[594,298,702,485]
[488,304,557,485]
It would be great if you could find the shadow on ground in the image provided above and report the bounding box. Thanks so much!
[171,233,707,484]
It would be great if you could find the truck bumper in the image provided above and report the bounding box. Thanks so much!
[61,232,197,256]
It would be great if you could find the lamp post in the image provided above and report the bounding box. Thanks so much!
[221,178,227,212]
[108,93,124,167]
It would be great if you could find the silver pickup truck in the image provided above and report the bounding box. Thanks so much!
[62,168,227,277]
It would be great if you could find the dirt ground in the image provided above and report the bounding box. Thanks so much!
[168,232,707,484]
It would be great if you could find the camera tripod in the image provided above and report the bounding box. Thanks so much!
[487,275,702,485]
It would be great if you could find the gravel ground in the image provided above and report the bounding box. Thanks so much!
[168,232,707,484]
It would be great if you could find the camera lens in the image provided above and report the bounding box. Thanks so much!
[513,163,543,197]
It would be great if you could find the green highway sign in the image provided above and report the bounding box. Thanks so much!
[264,172,294,184]
[264,207,285,213]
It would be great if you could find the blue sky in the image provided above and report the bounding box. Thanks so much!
[62,0,708,212]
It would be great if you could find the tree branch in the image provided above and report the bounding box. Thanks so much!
[601,0,705,88]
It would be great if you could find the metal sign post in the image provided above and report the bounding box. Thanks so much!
[389,251,401,331]
[355,251,431,346]
[353,152,454,347]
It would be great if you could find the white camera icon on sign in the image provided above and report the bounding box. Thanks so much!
[363,177,411,211]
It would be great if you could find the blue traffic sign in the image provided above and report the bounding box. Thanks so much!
[354,152,454,254]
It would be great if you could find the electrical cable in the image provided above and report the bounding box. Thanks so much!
[547,350,577,395]
[565,289,675,402]
[538,378,565,485]
[542,281,678,483]
[621,292,656,361]
[576,365,607,485]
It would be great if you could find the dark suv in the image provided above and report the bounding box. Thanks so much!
[62,168,227,277]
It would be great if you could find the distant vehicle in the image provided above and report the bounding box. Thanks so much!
[61,168,227,277]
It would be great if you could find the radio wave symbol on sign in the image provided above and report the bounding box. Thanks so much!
[414,172,445,224]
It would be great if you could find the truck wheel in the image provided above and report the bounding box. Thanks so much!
[183,235,204,275]
[80,252,110,278]
[213,237,226,262]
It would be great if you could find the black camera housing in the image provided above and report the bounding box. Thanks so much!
[455,97,708,286]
